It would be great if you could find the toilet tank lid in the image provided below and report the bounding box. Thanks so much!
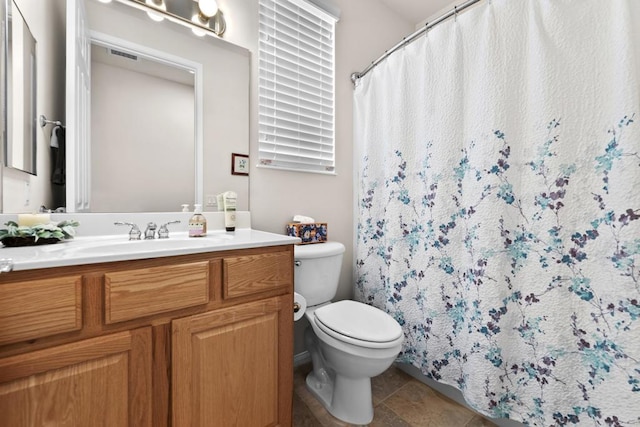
[294,241,345,259]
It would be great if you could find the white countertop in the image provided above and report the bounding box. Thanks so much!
[0,229,300,271]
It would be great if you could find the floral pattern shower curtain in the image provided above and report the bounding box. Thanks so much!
[353,0,640,425]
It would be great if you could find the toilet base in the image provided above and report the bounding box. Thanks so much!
[306,371,374,425]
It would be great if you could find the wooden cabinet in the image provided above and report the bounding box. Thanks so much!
[0,275,82,345]
[0,328,152,426]
[104,260,210,324]
[173,295,292,427]
[0,245,294,427]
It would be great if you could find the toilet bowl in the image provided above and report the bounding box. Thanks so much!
[294,242,404,424]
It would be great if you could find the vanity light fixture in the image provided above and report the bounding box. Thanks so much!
[144,0,166,22]
[114,0,226,37]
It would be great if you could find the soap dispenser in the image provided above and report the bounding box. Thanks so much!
[188,204,207,237]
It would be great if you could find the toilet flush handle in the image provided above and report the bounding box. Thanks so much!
[295,260,301,267]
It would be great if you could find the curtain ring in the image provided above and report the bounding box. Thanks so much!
[454,5,458,22]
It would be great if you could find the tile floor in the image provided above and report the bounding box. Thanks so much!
[293,363,496,427]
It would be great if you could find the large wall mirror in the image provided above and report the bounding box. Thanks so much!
[0,0,250,213]
[5,0,37,175]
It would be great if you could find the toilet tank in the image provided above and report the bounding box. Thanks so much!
[294,241,345,307]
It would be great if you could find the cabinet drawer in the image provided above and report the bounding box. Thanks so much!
[0,276,82,345]
[223,251,292,299]
[105,261,210,324]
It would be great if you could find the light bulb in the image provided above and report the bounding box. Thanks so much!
[97,0,113,3]
[145,0,166,22]
[198,0,218,18]
[191,14,208,37]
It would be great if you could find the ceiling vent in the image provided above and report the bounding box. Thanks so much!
[108,48,138,61]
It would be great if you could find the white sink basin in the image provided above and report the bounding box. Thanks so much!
[40,233,236,257]
[79,238,215,255]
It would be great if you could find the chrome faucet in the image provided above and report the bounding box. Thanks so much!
[144,222,158,240]
[114,222,141,240]
[158,221,180,239]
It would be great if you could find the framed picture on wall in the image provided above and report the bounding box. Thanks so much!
[231,153,249,176]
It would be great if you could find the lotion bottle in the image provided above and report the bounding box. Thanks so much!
[188,204,207,237]
[222,191,237,232]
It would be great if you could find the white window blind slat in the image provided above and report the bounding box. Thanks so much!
[258,0,336,174]
[259,13,332,43]
[259,110,334,132]
[259,106,334,131]
[260,2,334,41]
[260,41,333,75]
[259,81,333,110]
[259,66,334,95]
[258,123,334,146]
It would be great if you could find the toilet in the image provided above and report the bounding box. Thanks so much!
[294,241,403,425]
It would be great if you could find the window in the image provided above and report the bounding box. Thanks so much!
[258,0,337,174]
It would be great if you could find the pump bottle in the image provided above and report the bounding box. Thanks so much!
[188,204,207,237]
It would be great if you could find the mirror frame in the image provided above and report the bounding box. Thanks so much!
[89,30,204,209]
[4,0,37,175]
[0,0,6,212]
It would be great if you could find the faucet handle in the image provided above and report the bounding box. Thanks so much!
[158,220,180,239]
[144,222,158,240]
[114,222,141,240]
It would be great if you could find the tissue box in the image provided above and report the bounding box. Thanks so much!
[286,222,327,244]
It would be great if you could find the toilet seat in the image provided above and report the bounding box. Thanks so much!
[313,300,403,349]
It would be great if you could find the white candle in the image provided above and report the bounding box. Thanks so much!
[17,213,51,227]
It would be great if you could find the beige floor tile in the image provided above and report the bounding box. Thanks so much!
[371,365,413,406]
[383,380,477,427]
[293,393,324,427]
[368,403,412,427]
[465,414,497,427]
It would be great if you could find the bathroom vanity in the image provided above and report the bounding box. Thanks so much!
[0,230,297,426]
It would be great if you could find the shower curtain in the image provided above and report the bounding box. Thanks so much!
[353,0,640,425]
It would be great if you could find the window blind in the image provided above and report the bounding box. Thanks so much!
[258,0,337,174]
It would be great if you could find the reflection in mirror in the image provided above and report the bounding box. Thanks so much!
[6,0,37,175]
[78,0,250,213]
[90,36,199,212]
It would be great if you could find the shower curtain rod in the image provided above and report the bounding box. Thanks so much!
[350,0,482,86]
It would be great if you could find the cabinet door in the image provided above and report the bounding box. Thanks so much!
[0,328,152,426]
[173,295,293,427]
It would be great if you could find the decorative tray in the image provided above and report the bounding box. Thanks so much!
[0,236,63,247]
[0,220,79,248]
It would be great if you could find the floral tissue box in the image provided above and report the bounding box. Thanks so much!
[286,222,327,244]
